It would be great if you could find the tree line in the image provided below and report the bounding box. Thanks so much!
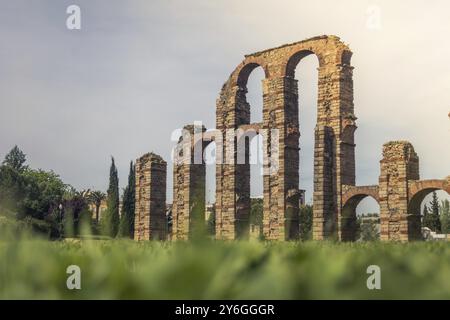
[0,146,136,239]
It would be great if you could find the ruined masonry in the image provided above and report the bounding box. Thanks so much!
[134,153,167,241]
[134,35,450,242]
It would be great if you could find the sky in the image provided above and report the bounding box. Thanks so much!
[0,0,449,211]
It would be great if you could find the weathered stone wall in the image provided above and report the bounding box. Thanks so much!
[134,152,167,241]
[378,141,419,241]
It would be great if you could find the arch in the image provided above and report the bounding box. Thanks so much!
[341,193,380,242]
[342,185,379,205]
[407,179,450,239]
[236,62,268,88]
[290,53,320,217]
[285,50,316,78]
[408,179,450,201]
[250,133,264,198]
[341,185,380,241]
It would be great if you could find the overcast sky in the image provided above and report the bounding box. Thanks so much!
[0,0,449,210]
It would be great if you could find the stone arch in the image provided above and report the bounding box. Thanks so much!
[236,61,269,88]
[285,50,318,78]
[341,186,380,241]
[342,185,380,205]
[407,179,450,239]
[408,179,450,202]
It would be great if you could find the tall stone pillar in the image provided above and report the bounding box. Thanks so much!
[134,152,167,241]
[262,76,300,240]
[379,141,419,241]
[313,62,355,240]
[172,124,208,240]
[216,84,251,240]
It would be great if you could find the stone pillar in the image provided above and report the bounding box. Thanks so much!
[262,76,300,240]
[313,125,336,239]
[216,84,251,240]
[134,152,167,241]
[172,124,208,240]
[313,62,355,241]
[379,141,419,241]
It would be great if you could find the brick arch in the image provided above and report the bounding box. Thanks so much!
[341,186,380,241]
[342,185,380,206]
[404,179,450,241]
[408,179,450,217]
[235,61,269,88]
[285,50,317,78]
[408,179,450,200]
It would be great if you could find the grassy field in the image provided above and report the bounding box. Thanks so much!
[1,237,450,300]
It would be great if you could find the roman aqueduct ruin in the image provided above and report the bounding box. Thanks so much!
[133,35,450,242]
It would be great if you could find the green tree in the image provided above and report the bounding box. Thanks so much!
[299,204,313,241]
[249,198,263,240]
[88,190,106,223]
[431,191,440,216]
[0,146,69,237]
[0,150,67,219]
[102,157,120,237]
[21,169,67,220]
[423,192,441,232]
[0,164,26,213]
[59,189,92,238]
[2,145,27,171]
[423,204,429,217]
[357,214,380,241]
[206,205,215,236]
[440,199,450,234]
[250,198,263,226]
[118,161,135,238]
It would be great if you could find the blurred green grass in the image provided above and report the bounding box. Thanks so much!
[0,239,449,299]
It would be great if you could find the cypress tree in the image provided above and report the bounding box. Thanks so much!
[430,191,440,215]
[423,192,441,233]
[440,199,450,234]
[423,204,429,217]
[118,161,136,238]
[103,157,120,237]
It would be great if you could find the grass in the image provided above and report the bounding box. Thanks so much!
[0,238,449,299]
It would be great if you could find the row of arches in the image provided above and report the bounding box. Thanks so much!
[342,184,450,241]
[172,36,362,240]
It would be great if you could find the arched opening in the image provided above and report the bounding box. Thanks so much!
[342,195,380,241]
[293,54,319,206]
[249,133,264,240]
[236,63,266,126]
[204,140,216,237]
[235,63,266,239]
[409,188,450,239]
[246,66,265,124]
